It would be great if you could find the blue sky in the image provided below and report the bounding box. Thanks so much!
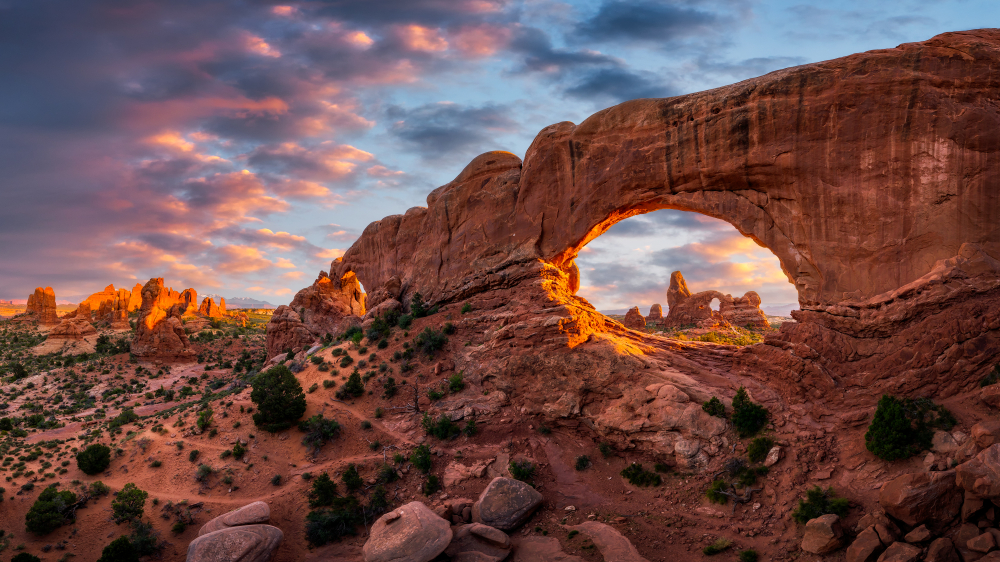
[0,0,996,312]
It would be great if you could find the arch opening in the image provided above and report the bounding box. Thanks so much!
[572,209,798,341]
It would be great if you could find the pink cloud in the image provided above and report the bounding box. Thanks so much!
[452,24,513,57]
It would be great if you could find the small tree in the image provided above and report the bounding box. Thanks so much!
[196,408,213,432]
[111,483,148,525]
[299,415,341,455]
[250,365,307,432]
[309,472,339,508]
[343,370,365,398]
[865,395,936,461]
[96,536,139,562]
[77,443,112,475]
[342,464,363,492]
[410,293,427,317]
[731,387,769,437]
[25,485,77,535]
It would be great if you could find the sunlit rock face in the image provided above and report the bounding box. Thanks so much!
[131,278,195,361]
[661,271,769,330]
[272,30,1000,450]
[25,287,58,325]
[264,271,366,359]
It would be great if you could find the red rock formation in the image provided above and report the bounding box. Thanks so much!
[264,271,365,359]
[131,278,195,361]
[623,307,646,330]
[178,288,198,315]
[219,297,227,315]
[198,297,223,318]
[25,287,58,325]
[662,271,768,330]
[648,304,663,323]
[272,30,1000,449]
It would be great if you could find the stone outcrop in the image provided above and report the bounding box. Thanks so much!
[364,502,452,562]
[78,284,141,327]
[956,444,1000,498]
[199,297,224,318]
[622,307,645,330]
[270,30,1000,456]
[662,271,769,329]
[198,501,270,536]
[802,514,844,555]
[647,304,663,322]
[186,524,282,562]
[131,278,195,361]
[472,477,544,532]
[879,471,961,528]
[444,523,511,561]
[25,287,58,325]
[264,271,366,359]
[565,522,650,562]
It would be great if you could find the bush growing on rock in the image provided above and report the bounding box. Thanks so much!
[415,327,447,356]
[747,437,774,463]
[865,395,954,461]
[621,463,661,487]
[250,365,306,433]
[791,486,849,524]
[731,387,769,437]
[25,484,77,535]
[509,460,536,483]
[702,397,726,418]
[77,443,112,475]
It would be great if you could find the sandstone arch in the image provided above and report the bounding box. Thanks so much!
[276,30,1000,404]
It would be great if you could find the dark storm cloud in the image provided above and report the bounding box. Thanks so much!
[575,1,721,43]
[508,26,619,72]
[386,102,519,158]
[306,0,510,26]
[564,67,675,103]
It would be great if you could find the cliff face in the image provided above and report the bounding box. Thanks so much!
[131,278,195,361]
[25,287,58,325]
[272,30,1000,432]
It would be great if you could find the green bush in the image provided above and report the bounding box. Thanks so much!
[422,475,441,495]
[188,450,200,463]
[26,484,77,534]
[747,437,774,463]
[448,372,465,393]
[411,445,432,473]
[196,408,213,432]
[598,442,613,457]
[111,483,148,525]
[77,443,112,475]
[309,472,339,508]
[342,464,363,492]
[509,460,535,482]
[731,387,769,437]
[706,480,728,504]
[575,455,590,471]
[299,415,341,454]
[461,302,472,314]
[703,538,732,555]
[982,365,1000,387]
[421,413,460,439]
[250,365,307,432]
[414,327,447,356]
[12,554,42,562]
[343,370,365,398]
[739,550,759,562]
[620,463,661,487]
[410,293,427,318]
[865,395,956,461]
[463,419,477,436]
[305,496,362,546]
[97,535,139,562]
[702,397,726,418]
[791,486,850,524]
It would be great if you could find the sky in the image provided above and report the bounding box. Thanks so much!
[1,0,997,311]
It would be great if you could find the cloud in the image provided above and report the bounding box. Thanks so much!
[386,102,519,158]
[246,142,373,181]
[574,1,722,43]
[564,67,675,103]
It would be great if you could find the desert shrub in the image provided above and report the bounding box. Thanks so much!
[739,550,759,562]
[865,395,954,461]
[427,388,444,400]
[731,387,769,437]
[299,415,341,454]
[410,293,427,317]
[509,460,535,482]
[747,437,774,463]
[25,484,77,535]
[702,397,726,418]
[309,472,339,508]
[463,419,477,436]
[195,464,214,482]
[620,463,661,487]
[422,475,441,495]
[414,327,447,356]
[706,480,729,504]
[397,314,413,329]
[232,442,247,460]
[443,322,456,335]
[703,538,732,555]
[196,408,213,432]
[360,420,372,430]
[575,455,591,471]
[171,521,186,534]
[982,365,1000,387]
[220,450,232,459]
[305,496,362,546]
[339,355,354,369]
[188,450,200,462]
[411,445,432,473]
[90,481,111,496]
[382,377,396,398]
[598,442,613,457]
[12,554,42,562]
[377,464,398,484]
[250,365,306,432]
[310,355,323,365]
[77,443,112,475]
[461,302,472,314]
[342,464,363,492]
[791,486,850,524]
[448,372,465,393]
[342,370,364,398]
[271,475,282,486]
[421,413,460,439]
[111,483,147,525]
[128,520,163,557]
[150,460,162,467]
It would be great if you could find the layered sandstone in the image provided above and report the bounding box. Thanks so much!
[35,317,98,354]
[198,297,223,318]
[79,284,140,326]
[131,278,195,360]
[265,271,365,358]
[662,271,769,330]
[272,30,1000,454]
[25,287,58,325]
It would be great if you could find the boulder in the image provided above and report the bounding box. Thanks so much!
[472,477,544,531]
[847,527,886,562]
[957,444,1000,498]
[648,304,663,322]
[444,523,511,562]
[954,523,985,562]
[764,446,783,467]
[904,524,932,543]
[510,537,584,562]
[198,501,270,536]
[973,422,1000,449]
[981,384,1000,409]
[186,524,282,562]
[364,502,452,562]
[565,522,650,562]
[934,431,960,454]
[926,538,960,562]
[265,270,365,360]
[802,514,844,555]
[878,470,961,527]
[969,532,997,553]
[876,542,922,562]
[623,307,645,330]
[364,298,402,323]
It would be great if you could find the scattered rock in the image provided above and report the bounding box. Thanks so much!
[198,501,270,536]
[364,502,452,562]
[186,524,283,562]
[472,477,544,532]
[981,385,1000,409]
[926,537,960,562]
[802,514,844,555]
[846,527,886,562]
[764,446,783,467]
[904,524,933,543]
[933,431,960,454]
[973,422,1000,449]
[968,532,997,553]
[876,542,922,562]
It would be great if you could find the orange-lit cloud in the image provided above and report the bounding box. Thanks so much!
[366,165,405,177]
[397,25,448,52]
[452,25,512,57]
[244,33,281,58]
[271,6,296,17]
[345,31,375,48]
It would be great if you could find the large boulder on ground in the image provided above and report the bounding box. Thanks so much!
[878,470,961,527]
[364,502,452,562]
[925,538,960,562]
[186,524,283,562]
[847,527,886,562]
[802,514,844,555]
[198,502,270,536]
[973,422,1000,449]
[472,477,544,531]
[265,270,365,360]
[565,522,650,562]
[957,444,1000,498]
[444,523,511,562]
[510,537,584,562]
[877,542,922,562]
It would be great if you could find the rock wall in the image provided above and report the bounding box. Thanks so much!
[25,287,58,325]
[264,271,366,359]
[662,271,769,330]
[198,297,223,318]
[131,278,195,361]
[273,30,1000,434]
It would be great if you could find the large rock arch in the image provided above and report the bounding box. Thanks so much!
[273,30,1000,425]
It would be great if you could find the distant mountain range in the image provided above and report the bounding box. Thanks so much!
[202,294,277,309]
